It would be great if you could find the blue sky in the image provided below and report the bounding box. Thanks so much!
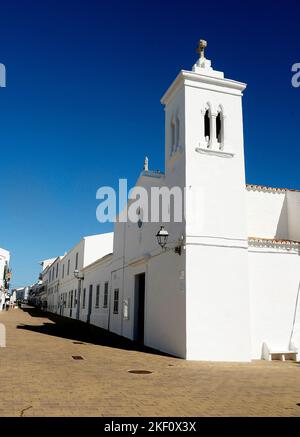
[0,0,299,288]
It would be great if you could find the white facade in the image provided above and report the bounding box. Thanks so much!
[41,44,300,362]
[80,254,112,327]
[15,286,30,302]
[49,233,113,319]
[0,247,10,288]
[0,247,10,311]
[247,186,300,359]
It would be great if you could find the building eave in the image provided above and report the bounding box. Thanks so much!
[246,183,300,194]
[248,237,300,250]
[161,70,247,106]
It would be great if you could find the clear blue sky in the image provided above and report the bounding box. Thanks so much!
[0,0,299,288]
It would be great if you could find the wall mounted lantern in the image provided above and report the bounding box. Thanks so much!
[156,226,169,249]
[73,269,84,280]
[155,226,184,256]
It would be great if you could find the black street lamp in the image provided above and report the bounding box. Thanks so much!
[156,226,183,255]
[156,226,169,249]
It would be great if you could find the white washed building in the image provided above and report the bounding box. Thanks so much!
[43,42,300,362]
[15,286,30,302]
[53,233,113,319]
[0,247,10,311]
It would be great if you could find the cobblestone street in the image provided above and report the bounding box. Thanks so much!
[0,305,299,417]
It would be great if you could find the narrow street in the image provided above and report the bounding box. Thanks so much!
[0,305,299,417]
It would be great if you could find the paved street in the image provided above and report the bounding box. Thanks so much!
[0,305,300,417]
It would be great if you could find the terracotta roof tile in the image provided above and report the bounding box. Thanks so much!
[246,184,300,193]
[248,237,300,246]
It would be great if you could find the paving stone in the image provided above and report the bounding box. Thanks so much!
[1,306,300,416]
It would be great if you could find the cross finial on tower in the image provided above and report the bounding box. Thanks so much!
[196,39,207,59]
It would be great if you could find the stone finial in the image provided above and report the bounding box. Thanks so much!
[144,156,149,171]
[196,39,207,59]
[192,38,219,75]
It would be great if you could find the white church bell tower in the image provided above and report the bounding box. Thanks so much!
[161,40,252,361]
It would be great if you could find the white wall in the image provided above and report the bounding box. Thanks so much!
[249,244,300,358]
[0,247,10,288]
[81,256,112,328]
[108,164,187,357]
[287,191,300,241]
[83,233,113,267]
[247,187,288,239]
[145,251,186,357]
[0,248,10,311]
[46,256,61,313]
[55,233,113,320]
[108,252,186,358]
[186,243,251,361]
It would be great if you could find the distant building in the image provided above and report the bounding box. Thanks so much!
[0,247,10,311]
[15,286,30,303]
[33,233,113,314]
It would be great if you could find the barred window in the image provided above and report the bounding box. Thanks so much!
[113,289,119,314]
[82,288,86,308]
[95,285,100,308]
[103,282,109,308]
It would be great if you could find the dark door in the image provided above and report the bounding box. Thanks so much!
[70,290,73,318]
[76,281,81,320]
[134,273,145,343]
[87,285,93,324]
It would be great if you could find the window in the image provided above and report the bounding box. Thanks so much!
[103,282,109,308]
[74,289,77,305]
[204,109,210,144]
[89,284,93,304]
[67,259,70,276]
[113,289,119,314]
[75,252,79,270]
[170,117,175,155]
[95,285,100,308]
[56,263,58,278]
[82,288,86,308]
[176,116,180,149]
[70,290,73,308]
[62,264,65,279]
[216,109,223,149]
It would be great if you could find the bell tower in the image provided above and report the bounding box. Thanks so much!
[161,40,252,361]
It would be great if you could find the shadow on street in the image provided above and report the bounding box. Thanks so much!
[17,305,172,358]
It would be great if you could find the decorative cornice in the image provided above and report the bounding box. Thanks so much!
[161,70,247,106]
